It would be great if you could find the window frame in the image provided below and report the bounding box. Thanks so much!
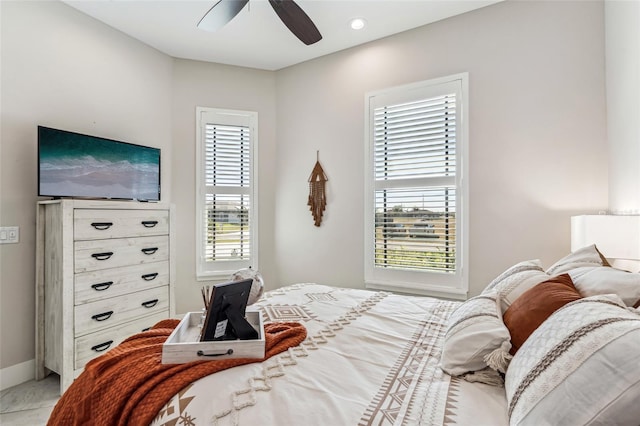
[195,107,259,280]
[363,73,469,299]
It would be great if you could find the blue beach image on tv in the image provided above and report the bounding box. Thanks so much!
[38,126,161,201]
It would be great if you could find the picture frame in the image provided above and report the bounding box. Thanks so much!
[199,278,258,341]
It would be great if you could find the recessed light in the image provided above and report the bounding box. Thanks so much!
[350,18,366,30]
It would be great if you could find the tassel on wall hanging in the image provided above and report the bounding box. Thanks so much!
[307,151,328,227]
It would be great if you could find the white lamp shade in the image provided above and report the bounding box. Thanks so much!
[571,215,640,260]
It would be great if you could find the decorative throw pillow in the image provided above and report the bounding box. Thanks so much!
[569,266,640,308]
[502,274,582,355]
[482,259,550,312]
[505,294,640,426]
[440,291,512,377]
[545,244,609,276]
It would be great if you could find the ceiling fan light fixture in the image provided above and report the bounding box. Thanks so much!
[349,18,366,30]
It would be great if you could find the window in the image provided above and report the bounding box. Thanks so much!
[196,107,258,279]
[364,74,468,299]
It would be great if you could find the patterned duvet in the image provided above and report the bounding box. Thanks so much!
[150,284,508,426]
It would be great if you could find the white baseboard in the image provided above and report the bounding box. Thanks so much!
[0,359,35,391]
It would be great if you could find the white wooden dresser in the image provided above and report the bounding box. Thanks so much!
[35,199,175,394]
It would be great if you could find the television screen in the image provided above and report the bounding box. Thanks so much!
[38,126,161,201]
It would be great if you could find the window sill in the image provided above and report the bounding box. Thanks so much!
[196,271,236,282]
[365,280,468,301]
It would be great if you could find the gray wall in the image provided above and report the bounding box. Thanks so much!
[272,0,608,293]
[0,1,173,383]
[170,59,277,314]
[605,0,640,214]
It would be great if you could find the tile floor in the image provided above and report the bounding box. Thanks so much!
[0,375,60,426]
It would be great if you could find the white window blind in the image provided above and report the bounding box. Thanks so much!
[374,95,457,273]
[365,74,468,298]
[204,124,251,262]
[196,108,258,278]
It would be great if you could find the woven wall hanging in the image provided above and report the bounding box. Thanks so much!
[307,152,328,227]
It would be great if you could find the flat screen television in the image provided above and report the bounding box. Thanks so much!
[38,126,161,201]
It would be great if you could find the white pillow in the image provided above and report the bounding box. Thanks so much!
[569,266,640,308]
[505,294,640,426]
[440,291,512,376]
[546,244,608,276]
[482,260,550,312]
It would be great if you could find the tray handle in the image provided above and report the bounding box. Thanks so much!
[196,349,234,357]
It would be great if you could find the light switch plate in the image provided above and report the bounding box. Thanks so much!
[0,226,19,244]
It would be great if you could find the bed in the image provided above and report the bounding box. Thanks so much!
[48,244,640,426]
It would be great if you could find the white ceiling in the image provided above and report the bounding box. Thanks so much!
[62,0,501,71]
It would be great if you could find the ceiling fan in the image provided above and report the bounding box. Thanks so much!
[197,0,322,45]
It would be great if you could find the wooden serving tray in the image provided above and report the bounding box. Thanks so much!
[162,310,264,364]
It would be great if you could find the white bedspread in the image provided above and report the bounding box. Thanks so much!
[150,284,508,426]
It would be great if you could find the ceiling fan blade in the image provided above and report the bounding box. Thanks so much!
[268,0,322,45]
[197,0,249,32]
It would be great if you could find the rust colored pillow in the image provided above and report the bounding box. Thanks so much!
[503,274,582,355]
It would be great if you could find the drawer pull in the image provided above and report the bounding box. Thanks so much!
[197,349,234,357]
[141,220,159,228]
[90,222,113,230]
[142,327,151,332]
[91,252,114,261]
[141,247,158,255]
[141,299,159,308]
[91,311,114,322]
[141,273,158,281]
[91,340,114,352]
[91,281,114,291]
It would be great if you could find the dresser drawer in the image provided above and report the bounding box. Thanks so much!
[75,262,170,305]
[73,209,169,241]
[75,286,169,336]
[74,311,168,369]
[74,235,168,273]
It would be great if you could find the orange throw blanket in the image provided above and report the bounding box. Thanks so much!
[48,319,307,426]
